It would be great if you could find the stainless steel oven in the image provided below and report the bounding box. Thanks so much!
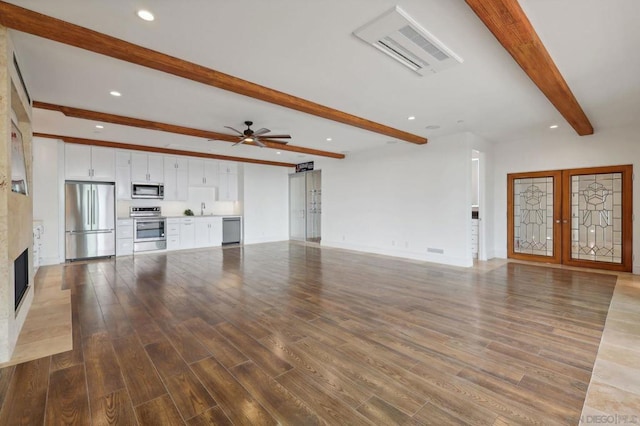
[130,207,167,252]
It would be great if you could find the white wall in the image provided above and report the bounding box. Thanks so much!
[243,164,290,244]
[491,125,640,272]
[317,132,477,267]
[32,137,61,265]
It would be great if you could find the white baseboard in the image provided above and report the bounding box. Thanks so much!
[321,240,473,268]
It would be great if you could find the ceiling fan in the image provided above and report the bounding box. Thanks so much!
[222,121,291,147]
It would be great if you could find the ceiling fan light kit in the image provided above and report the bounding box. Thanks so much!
[223,120,291,148]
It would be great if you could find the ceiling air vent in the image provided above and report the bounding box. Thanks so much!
[353,6,463,76]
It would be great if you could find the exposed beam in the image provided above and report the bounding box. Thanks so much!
[33,101,346,159]
[34,133,296,168]
[0,1,428,145]
[465,0,593,136]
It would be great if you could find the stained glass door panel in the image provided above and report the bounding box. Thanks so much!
[562,166,632,271]
[508,166,632,272]
[507,171,562,263]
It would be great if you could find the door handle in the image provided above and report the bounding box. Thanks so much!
[563,219,568,224]
[555,220,561,224]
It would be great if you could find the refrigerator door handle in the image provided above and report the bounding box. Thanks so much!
[93,189,97,227]
[86,188,92,229]
[67,229,113,234]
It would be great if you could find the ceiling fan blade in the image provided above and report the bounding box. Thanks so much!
[264,139,289,145]
[232,139,245,146]
[252,128,270,136]
[263,134,291,139]
[224,126,244,136]
[255,138,267,148]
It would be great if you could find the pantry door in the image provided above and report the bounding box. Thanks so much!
[507,170,563,264]
[508,165,633,272]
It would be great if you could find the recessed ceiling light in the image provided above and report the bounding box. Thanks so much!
[408,116,416,120]
[549,124,559,129]
[425,125,441,130]
[276,151,281,155]
[326,137,332,141]
[137,10,155,21]
[109,91,121,97]
[95,125,104,129]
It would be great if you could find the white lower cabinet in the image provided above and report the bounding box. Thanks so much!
[194,217,222,248]
[179,218,196,249]
[166,218,180,250]
[116,219,134,256]
[164,216,225,251]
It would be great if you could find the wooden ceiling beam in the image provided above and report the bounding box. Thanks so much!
[33,101,345,159]
[34,133,296,168]
[465,0,593,136]
[0,1,427,145]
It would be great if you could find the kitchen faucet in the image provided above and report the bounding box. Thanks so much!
[201,202,206,216]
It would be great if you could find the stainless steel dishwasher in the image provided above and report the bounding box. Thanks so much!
[222,217,241,244]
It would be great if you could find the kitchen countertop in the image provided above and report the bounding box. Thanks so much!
[164,215,242,219]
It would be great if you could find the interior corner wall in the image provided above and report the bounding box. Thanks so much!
[317,133,474,267]
[243,163,290,244]
[491,125,640,273]
[0,26,34,362]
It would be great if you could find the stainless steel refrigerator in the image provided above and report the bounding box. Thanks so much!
[65,181,116,260]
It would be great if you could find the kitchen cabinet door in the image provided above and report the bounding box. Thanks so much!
[90,147,116,181]
[194,219,210,248]
[180,219,196,249]
[188,159,218,187]
[219,162,237,174]
[203,160,219,187]
[218,172,238,201]
[188,159,205,186]
[130,153,164,182]
[116,151,131,200]
[130,153,149,182]
[163,156,188,200]
[147,154,164,182]
[65,144,92,180]
[65,144,115,181]
[176,167,188,200]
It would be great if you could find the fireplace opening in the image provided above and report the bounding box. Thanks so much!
[14,248,29,311]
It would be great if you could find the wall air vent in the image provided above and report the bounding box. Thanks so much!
[353,6,463,76]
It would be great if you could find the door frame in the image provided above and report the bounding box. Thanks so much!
[507,170,563,264]
[507,165,633,272]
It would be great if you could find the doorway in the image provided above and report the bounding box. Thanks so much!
[507,165,632,272]
[289,170,322,243]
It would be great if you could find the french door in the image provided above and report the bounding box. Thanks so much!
[508,165,632,272]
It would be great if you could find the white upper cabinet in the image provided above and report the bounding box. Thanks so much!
[164,156,188,201]
[131,153,164,183]
[115,150,131,200]
[219,162,238,174]
[188,159,219,187]
[65,144,115,181]
[218,161,238,201]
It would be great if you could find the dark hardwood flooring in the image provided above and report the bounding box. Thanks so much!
[0,242,616,425]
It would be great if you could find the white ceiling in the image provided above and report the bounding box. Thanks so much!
[6,0,640,164]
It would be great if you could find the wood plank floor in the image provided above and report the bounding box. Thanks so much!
[0,242,617,425]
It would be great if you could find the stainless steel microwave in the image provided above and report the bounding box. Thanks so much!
[131,182,164,199]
